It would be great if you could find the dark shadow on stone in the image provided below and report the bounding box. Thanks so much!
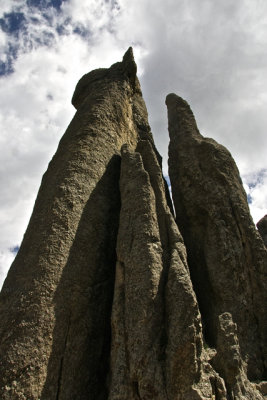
[174,210,218,348]
[185,243,218,348]
[41,155,121,400]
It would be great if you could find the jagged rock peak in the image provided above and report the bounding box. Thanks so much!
[72,47,140,109]
[122,46,137,75]
[166,92,200,138]
[257,214,267,247]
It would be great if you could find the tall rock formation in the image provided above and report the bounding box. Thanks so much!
[167,93,267,386]
[109,141,226,400]
[0,47,151,400]
[0,50,266,400]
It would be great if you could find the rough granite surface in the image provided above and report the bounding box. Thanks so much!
[109,142,226,399]
[167,93,267,389]
[0,50,266,400]
[257,215,267,247]
[0,48,153,400]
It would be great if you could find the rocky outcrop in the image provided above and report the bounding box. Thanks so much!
[212,312,263,400]
[0,48,154,400]
[109,141,227,399]
[0,51,266,400]
[257,215,267,247]
[167,93,267,386]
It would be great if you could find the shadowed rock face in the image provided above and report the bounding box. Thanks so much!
[0,47,154,400]
[0,51,266,400]
[167,93,267,384]
[257,215,267,247]
[109,141,226,400]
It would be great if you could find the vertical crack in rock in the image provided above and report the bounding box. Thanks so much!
[166,93,267,391]
[56,315,70,400]
[109,142,227,399]
[109,144,168,399]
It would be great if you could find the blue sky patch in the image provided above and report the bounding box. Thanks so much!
[26,0,66,11]
[0,12,26,37]
[164,175,171,187]
[247,193,252,204]
[0,58,13,76]
[248,168,267,190]
[0,12,26,76]
[56,17,71,35]
[0,1,66,76]
[0,0,92,78]
[73,25,93,38]
[0,42,20,76]
[10,245,20,254]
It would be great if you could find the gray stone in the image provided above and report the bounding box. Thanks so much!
[0,47,152,400]
[167,93,267,391]
[257,214,267,247]
[109,142,225,400]
[212,312,263,399]
[0,51,266,400]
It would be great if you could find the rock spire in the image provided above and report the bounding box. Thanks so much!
[0,50,266,400]
[167,92,267,389]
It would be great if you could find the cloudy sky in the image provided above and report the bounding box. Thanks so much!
[0,0,267,287]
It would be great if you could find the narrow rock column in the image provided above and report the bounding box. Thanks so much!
[109,142,225,400]
[212,313,263,400]
[166,93,267,382]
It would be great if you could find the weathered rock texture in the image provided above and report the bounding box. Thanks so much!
[167,93,267,390]
[257,215,267,247]
[109,141,226,400]
[0,48,153,400]
[0,51,266,400]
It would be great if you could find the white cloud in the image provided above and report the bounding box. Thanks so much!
[62,0,120,29]
[243,170,267,223]
[0,250,16,289]
[1,0,267,288]
[0,0,25,17]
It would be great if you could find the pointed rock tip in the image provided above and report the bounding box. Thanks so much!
[165,93,190,108]
[122,46,137,77]
[165,93,200,136]
[123,47,135,63]
[165,93,196,120]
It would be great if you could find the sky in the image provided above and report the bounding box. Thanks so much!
[0,0,267,287]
